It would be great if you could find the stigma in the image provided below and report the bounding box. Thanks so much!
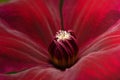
[48,30,78,70]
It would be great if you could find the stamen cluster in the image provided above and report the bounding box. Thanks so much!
[48,30,78,70]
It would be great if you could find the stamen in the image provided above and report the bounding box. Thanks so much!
[48,30,78,70]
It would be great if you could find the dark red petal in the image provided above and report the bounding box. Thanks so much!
[0,66,64,80]
[79,20,120,57]
[63,0,120,48]
[0,0,60,48]
[0,21,49,73]
[72,46,120,80]
[68,20,120,79]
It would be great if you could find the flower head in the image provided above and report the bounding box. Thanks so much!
[0,0,120,80]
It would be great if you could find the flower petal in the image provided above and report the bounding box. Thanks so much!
[0,0,60,47]
[0,21,49,73]
[63,0,120,47]
[80,20,120,56]
[66,20,120,79]
[0,66,64,80]
[65,46,120,80]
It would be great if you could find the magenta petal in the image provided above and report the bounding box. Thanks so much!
[63,0,120,47]
[0,21,49,73]
[0,0,60,47]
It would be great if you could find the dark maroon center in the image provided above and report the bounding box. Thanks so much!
[48,30,78,70]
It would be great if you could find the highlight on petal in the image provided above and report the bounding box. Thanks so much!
[0,0,60,47]
[62,0,120,48]
[0,21,49,73]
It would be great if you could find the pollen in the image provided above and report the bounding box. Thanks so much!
[56,30,70,41]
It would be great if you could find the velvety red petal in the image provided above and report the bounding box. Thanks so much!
[63,0,120,48]
[71,46,120,80]
[79,20,120,56]
[0,21,49,73]
[0,66,64,80]
[67,20,120,79]
[0,0,60,48]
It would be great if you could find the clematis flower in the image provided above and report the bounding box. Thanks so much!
[0,0,120,80]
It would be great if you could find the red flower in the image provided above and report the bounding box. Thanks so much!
[0,0,120,80]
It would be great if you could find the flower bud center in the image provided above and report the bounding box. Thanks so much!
[48,30,78,70]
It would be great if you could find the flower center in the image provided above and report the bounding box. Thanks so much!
[48,30,78,70]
